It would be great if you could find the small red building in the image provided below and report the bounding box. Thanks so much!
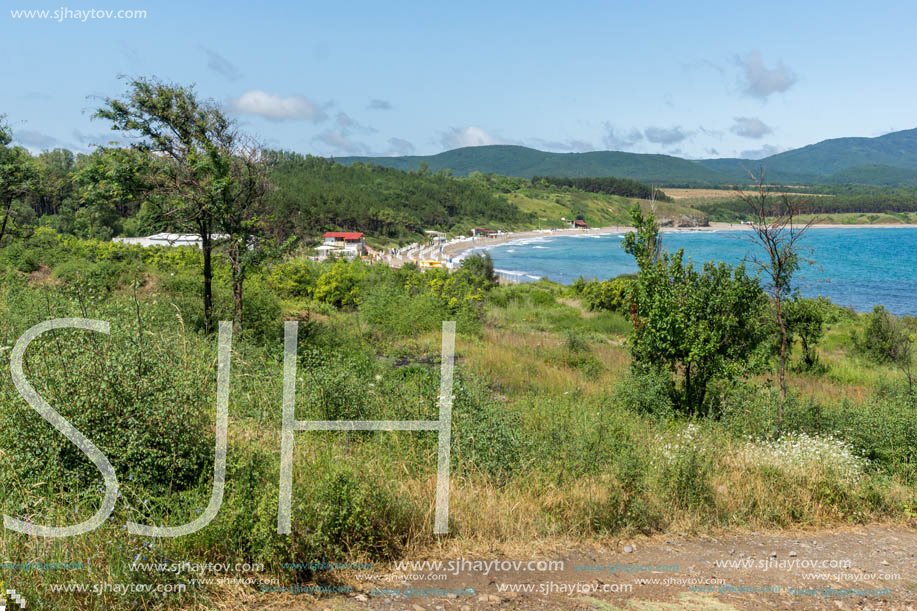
[321,232,365,258]
[573,219,589,229]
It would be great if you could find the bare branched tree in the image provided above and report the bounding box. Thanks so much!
[739,170,817,429]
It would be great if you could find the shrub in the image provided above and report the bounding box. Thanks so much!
[360,283,445,339]
[313,259,367,308]
[266,257,321,299]
[854,305,914,388]
[452,373,529,483]
[460,252,497,288]
[292,463,414,562]
[577,276,634,313]
[615,365,676,420]
[0,310,213,492]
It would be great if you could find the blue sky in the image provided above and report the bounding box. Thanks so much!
[2,0,916,159]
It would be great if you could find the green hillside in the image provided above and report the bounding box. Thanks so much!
[506,185,707,229]
[339,145,728,185]
[699,128,917,182]
[821,164,917,187]
[694,157,820,184]
[762,128,917,175]
[340,128,917,187]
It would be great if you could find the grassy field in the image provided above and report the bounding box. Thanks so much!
[507,188,708,228]
[0,232,914,609]
[664,187,832,201]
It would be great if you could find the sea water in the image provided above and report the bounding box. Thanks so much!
[477,227,917,316]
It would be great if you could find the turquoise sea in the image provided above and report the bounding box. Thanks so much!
[474,227,917,316]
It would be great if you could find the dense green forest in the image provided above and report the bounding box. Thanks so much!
[5,145,917,243]
[820,164,917,187]
[263,152,528,239]
[0,144,530,243]
[531,175,674,201]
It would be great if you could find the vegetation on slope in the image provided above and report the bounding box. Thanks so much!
[0,228,913,609]
[341,128,917,186]
[264,152,530,240]
[338,145,730,184]
[690,184,917,223]
[532,176,673,201]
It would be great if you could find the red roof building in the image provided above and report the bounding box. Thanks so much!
[323,232,364,240]
[320,232,365,259]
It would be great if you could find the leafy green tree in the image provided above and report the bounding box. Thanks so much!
[217,140,273,333]
[96,77,271,332]
[0,116,38,246]
[624,205,768,413]
[460,252,497,288]
[29,148,77,217]
[784,297,826,370]
[73,147,155,239]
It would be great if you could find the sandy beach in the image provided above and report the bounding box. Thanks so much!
[440,221,917,261]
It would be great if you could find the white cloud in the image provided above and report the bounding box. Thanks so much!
[439,126,501,149]
[699,126,724,139]
[13,129,58,149]
[312,129,369,156]
[386,137,415,156]
[228,90,327,122]
[72,129,125,148]
[528,138,595,153]
[335,112,376,134]
[602,123,643,150]
[644,126,691,145]
[203,48,242,81]
[730,116,773,139]
[367,98,392,111]
[739,143,787,159]
[737,51,797,100]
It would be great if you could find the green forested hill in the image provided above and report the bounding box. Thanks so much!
[263,152,707,240]
[821,164,917,187]
[264,151,530,240]
[339,128,917,187]
[698,129,917,183]
[338,145,728,184]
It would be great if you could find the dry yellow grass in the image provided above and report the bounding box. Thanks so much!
[665,188,831,201]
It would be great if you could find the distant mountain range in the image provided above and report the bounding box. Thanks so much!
[337,128,917,186]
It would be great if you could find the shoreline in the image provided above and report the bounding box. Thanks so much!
[440,221,917,261]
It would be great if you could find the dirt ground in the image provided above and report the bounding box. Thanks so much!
[232,525,916,610]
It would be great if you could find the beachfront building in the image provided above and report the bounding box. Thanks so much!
[320,231,365,259]
[472,227,498,237]
[573,219,589,229]
[113,233,229,248]
[424,230,447,244]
